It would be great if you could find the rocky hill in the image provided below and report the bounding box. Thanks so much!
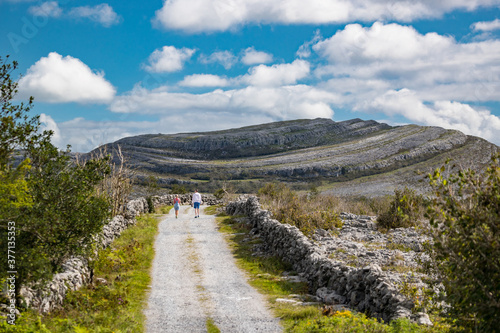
[94,118,498,196]
[109,118,390,160]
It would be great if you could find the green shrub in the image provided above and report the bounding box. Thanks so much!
[170,184,188,194]
[288,310,440,333]
[377,187,424,230]
[0,56,112,294]
[214,188,226,200]
[424,156,500,332]
[146,196,155,213]
[258,183,342,236]
[1,213,161,332]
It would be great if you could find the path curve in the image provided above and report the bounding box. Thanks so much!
[145,205,282,333]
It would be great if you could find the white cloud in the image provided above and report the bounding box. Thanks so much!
[362,88,500,144]
[307,22,500,145]
[178,59,310,88]
[312,22,500,103]
[28,1,62,17]
[44,117,159,152]
[18,52,116,104]
[472,18,500,32]
[179,74,230,87]
[25,2,121,27]
[297,30,322,58]
[69,4,121,27]
[144,46,196,73]
[39,113,62,147]
[110,84,338,121]
[241,59,310,86]
[241,47,273,65]
[153,0,500,33]
[314,22,450,64]
[199,51,237,70]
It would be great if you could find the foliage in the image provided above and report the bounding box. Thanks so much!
[145,175,160,196]
[214,188,226,200]
[0,212,163,332]
[0,56,40,168]
[289,311,431,333]
[0,159,32,222]
[0,55,112,295]
[10,137,111,293]
[0,56,38,224]
[424,156,500,332]
[377,187,424,230]
[170,184,188,194]
[308,185,320,199]
[258,183,342,235]
[144,196,154,213]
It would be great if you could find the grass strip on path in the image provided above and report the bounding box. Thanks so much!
[1,207,171,333]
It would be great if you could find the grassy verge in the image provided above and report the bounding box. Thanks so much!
[214,211,449,333]
[1,207,171,332]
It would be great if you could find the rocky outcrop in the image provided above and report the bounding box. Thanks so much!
[107,118,390,160]
[19,194,221,313]
[97,118,498,197]
[226,196,431,324]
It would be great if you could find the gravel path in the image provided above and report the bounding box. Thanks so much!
[145,205,282,333]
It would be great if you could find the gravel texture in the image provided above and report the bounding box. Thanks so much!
[145,205,282,333]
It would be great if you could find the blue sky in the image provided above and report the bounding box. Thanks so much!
[1,0,500,152]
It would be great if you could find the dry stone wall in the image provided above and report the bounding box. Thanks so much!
[226,196,430,324]
[150,194,221,208]
[20,194,220,313]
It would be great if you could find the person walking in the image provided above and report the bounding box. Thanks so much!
[173,195,181,218]
[192,189,202,218]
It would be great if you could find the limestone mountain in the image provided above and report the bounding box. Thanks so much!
[94,118,498,196]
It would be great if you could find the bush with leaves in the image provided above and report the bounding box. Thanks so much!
[258,183,342,236]
[424,156,500,332]
[170,184,188,194]
[0,55,112,297]
[214,188,226,200]
[377,186,424,230]
[0,56,38,223]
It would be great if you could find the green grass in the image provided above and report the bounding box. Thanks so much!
[206,317,221,333]
[203,204,222,215]
[215,214,449,333]
[1,207,172,332]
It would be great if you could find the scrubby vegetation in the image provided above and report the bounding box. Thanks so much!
[258,183,343,235]
[0,56,121,297]
[258,182,395,235]
[424,157,500,332]
[0,55,132,321]
[0,210,166,332]
[257,157,500,333]
[377,187,426,230]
